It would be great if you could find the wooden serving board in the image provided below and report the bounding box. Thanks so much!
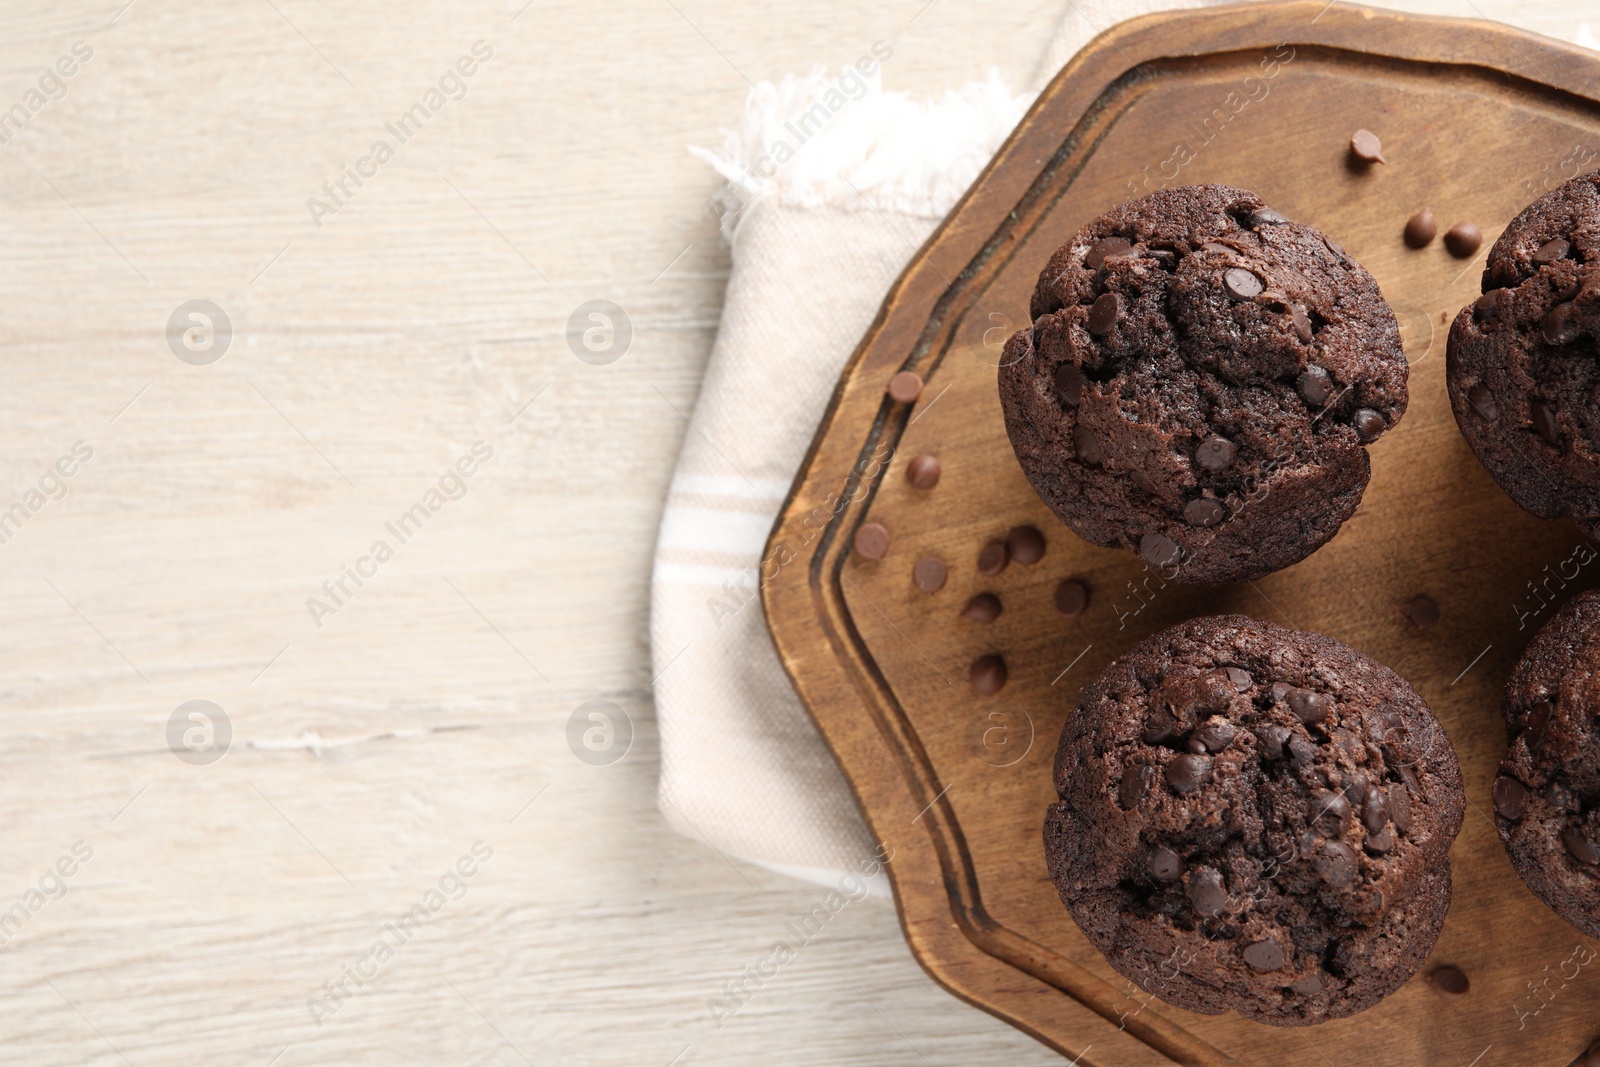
[762,4,1600,1065]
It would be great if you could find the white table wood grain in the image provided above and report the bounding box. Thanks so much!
[0,1,1588,1063]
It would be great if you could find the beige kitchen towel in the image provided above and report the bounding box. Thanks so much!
[650,0,1248,895]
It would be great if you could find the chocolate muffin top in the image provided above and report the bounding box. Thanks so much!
[1044,615,1464,1025]
[1446,169,1600,526]
[999,184,1408,584]
[1496,589,1600,937]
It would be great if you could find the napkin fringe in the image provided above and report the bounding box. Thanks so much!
[691,66,1031,242]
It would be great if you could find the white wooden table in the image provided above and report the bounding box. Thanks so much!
[0,1,1587,1063]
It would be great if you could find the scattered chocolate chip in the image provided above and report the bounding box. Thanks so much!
[1364,827,1395,854]
[1312,841,1358,887]
[1195,434,1236,471]
[853,522,889,560]
[1167,753,1213,793]
[1249,206,1287,228]
[1183,498,1227,528]
[1444,222,1482,258]
[1129,469,1159,497]
[1563,827,1600,865]
[1054,579,1089,618]
[1362,787,1389,832]
[887,370,924,404]
[1055,363,1084,406]
[1543,779,1578,812]
[1119,763,1159,809]
[1260,724,1291,760]
[1074,423,1102,465]
[1472,290,1503,324]
[1532,400,1560,445]
[1532,237,1569,264]
[1289,971,1324,995]
[1269,682,1292,703]
[1344,774,1368,806]
[1403,208,1436,248]
[1084,236,1132,269]
[1192,720,1236,754]
[977,540,1009,576]
[1006,525,1046,565]
[1323,237,1348,263]
[1288,688,1333,724]
[1243,939,1286,972]
[1466,383,1499,420]
[1088,292,1121,335]
[1297,365,1334,407]
[1388,783,1412,834]
[906,454,941,489]
[1492,775,1526,820]
[1350,128,1386,163]
[1148,846,1183,882]
[1429,965,1470,998]
[1187,866,1229,917]
[1353,408,1386,442]
[1142,707,1178,744]
[1225,667,1252,692]
[1400,764,1423,798]
[1400,594,1439,628]
[1223,267,1264,300]
[1543,301,1582,345]
[970,654,1006,695]
[1288,734,1318,768]
[1291,304,1314,343]
[1524,701,1553,751]
[1310,791,1350,836]
[913,556,947,594]
[960,593,1001,623]
[1139,532,1181,571]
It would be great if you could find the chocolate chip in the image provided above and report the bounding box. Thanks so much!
[1187,866,1228,916]
[1143,707,1177,744]
[1472,290,1503,324]
[1562,827,1600,865]
[1195,434,1236,471]
[1139,532,1181,570]
[1364,827,1395,854]
[1250,207,1287,227]
[853,522,889,560]
[1400,764,1423,799]
[1289,971,1324,995]
[1444,222,1482,258]
[1400,594,1439,628]
[969,654,1006,695]
[913,557,946,594]
[1492,775,1526,820]
[1288,687,1333,724]
[1055,363,1084,406]
[1544,779,1578,812]
[1054,579,1089,618]
[1269,682,1292,704]
[1084,236,1132,269]
[1260,724,1291,760]
[1310,791,1350,836]
[1350,128,1385,163]
[960,593,1001,623]
[906,454,941,489]
[1313,841,1358,887]
[1192,720,1236,754]
[1353,408,1386,442]
[1074,423,1102,465]
[1543,301,1582,345]
[1288,734,1317,769]
[1362,787,1389,832]
[1291,304,1313,343]
[977,540,1009,576]
[1297,365,1334,406]
[1130,469,1159,497]
[1532,400,1560,445]
[1343,774,1368,806]
[887,370,924,404]
[1006,525,1046,565]
[1323,237,1348,263]
[1088,292,1121,335]
[1225,667,1252,692]
[1532,237,1569,264]
[1404,208,1436,248]
[1242,939,1286,972]
[1166,753,1212,793]
[1223,267,1264,300]
[1388,783,1412,834]
[1119,763,1159,809]
[1429,965,1470,998]
[1466,383,1498,420]
[1183,498,1227,528]
[1524,701,1553,751]
[1148,846,1183,882]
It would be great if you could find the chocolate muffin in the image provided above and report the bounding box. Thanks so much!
[999,184,1408,584]
[1044,615,1464,1025]
[1495,589,1600,937]
[1446,169,1600,533]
